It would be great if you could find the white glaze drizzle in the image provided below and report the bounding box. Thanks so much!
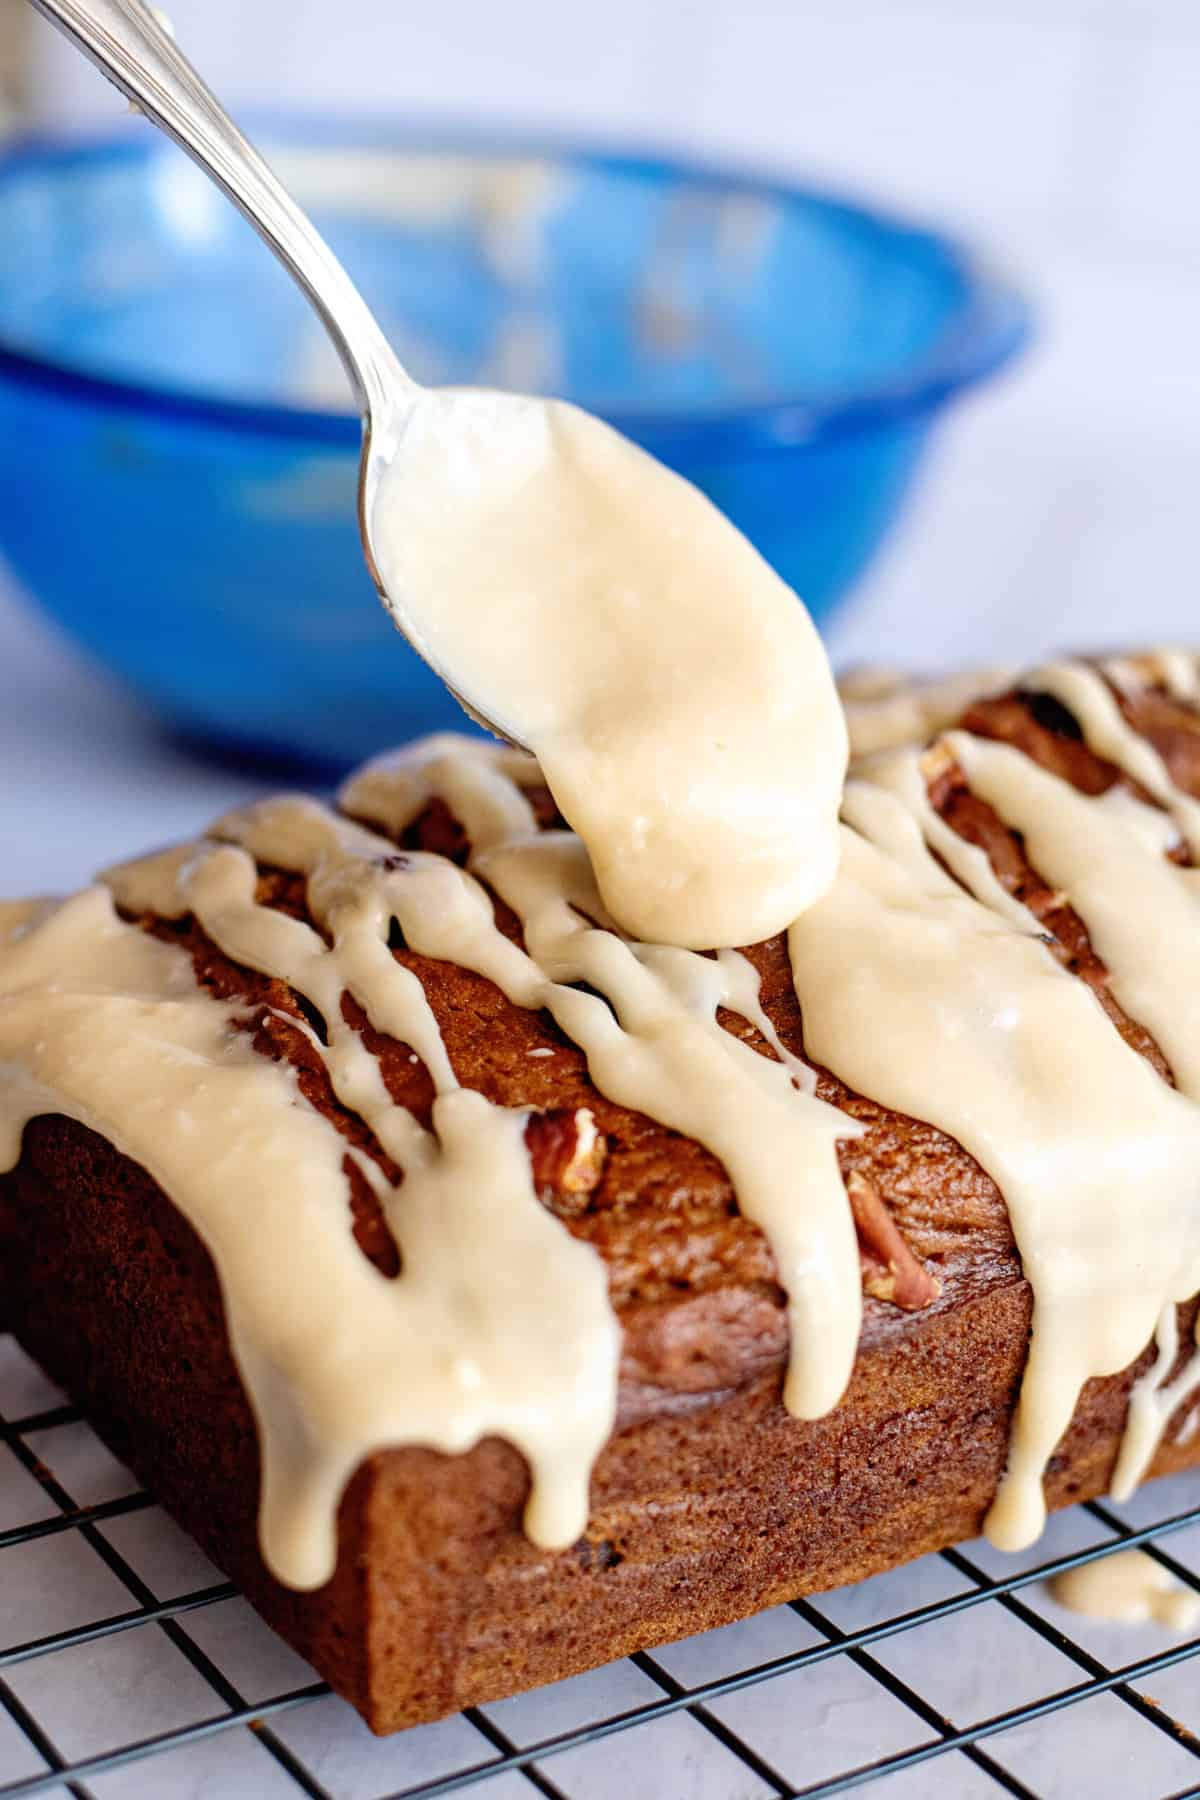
[838,666,1014,758]
[948,732,1200,1097]
[1,734,865,1587]
[789,758,1200,1550]
[105,798,636,1577]
[860,745,1038,932]
[342,737,864,1420]
[5,831,620,1589]
[1112,1305,1200,1502]
[1101,648,1200,707]
[1158,648,1200,705]
[1050,1548,1200,1629]
[1024,660,1200,858]
[5,648,1200,1587]
[941,726,1200,1496]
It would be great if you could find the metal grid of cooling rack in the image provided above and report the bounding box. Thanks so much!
[2,1333,1200,1800]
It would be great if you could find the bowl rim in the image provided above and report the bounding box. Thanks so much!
[0,114,1033,453]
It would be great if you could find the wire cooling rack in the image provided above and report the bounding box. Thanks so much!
[2,1335,1200,1800]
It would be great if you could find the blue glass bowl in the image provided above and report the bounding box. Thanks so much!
[0,124,1029,770]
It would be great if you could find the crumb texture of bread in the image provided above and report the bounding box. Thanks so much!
[4,653,1200,1731]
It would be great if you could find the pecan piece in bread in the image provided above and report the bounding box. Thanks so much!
[526,1106,606,1213]
[848,1170,942,1311]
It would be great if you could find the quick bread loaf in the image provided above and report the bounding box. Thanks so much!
[3,649,1200,1733]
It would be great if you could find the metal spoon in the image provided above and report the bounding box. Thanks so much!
[27,0,851,953]
[27,0,513,738]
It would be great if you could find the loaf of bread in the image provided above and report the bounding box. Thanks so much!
[3,651,1200,1734]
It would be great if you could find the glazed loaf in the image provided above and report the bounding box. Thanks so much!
[3,664,1200,1733]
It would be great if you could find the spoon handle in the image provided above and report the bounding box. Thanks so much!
[27,0,414,417]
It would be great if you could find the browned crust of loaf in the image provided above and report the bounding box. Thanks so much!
[5,1112,1199,1731]
[3,660,1200,1729]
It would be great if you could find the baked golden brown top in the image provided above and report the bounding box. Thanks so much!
[105,661,1196,1425]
